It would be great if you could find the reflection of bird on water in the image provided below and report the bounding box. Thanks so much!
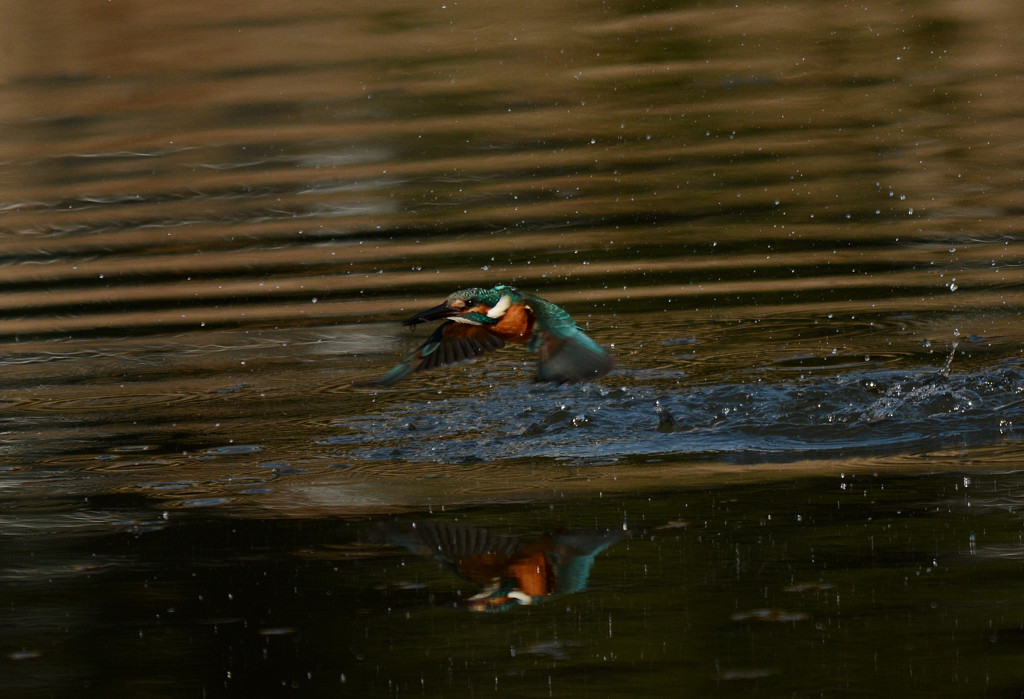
[372,521,621,611]
[353,285,614,387]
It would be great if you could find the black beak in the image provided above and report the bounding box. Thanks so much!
[401,302,456,326]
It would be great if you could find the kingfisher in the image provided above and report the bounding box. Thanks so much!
[354,285,614,387]
[372,521,621,611]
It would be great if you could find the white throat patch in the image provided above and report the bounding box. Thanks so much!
[486,294,512,319]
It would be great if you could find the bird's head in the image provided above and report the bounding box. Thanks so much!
[402,286,517,326]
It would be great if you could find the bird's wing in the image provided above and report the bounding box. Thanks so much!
[372,521,522,586]
[353,321,506,388]
[522,293,615,382]
[548,530,622,595]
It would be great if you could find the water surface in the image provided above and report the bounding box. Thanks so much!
[2,1,1024,696]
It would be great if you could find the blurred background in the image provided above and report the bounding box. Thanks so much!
[2,1,1024,695]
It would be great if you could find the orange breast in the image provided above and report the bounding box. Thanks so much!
[489,303,534,344]
[508,551,554,597]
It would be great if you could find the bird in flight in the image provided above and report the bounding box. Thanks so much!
[372,521,621,611]
[354,285,614,387]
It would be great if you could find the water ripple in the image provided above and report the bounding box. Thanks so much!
[326,361,1024,466]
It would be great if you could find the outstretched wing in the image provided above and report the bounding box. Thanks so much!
[353,321,506,388]
[548,530,622,595]
[523,292,615,383]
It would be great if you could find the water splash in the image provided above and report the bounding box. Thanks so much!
[328,359,1024,466]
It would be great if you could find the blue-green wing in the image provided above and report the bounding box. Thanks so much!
[353,321,505,388]
[523,293,614,383]
[548,531,621,595]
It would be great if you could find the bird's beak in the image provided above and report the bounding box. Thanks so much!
[401,302,457,326]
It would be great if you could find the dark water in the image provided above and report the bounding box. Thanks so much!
[3,1,1024,696]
